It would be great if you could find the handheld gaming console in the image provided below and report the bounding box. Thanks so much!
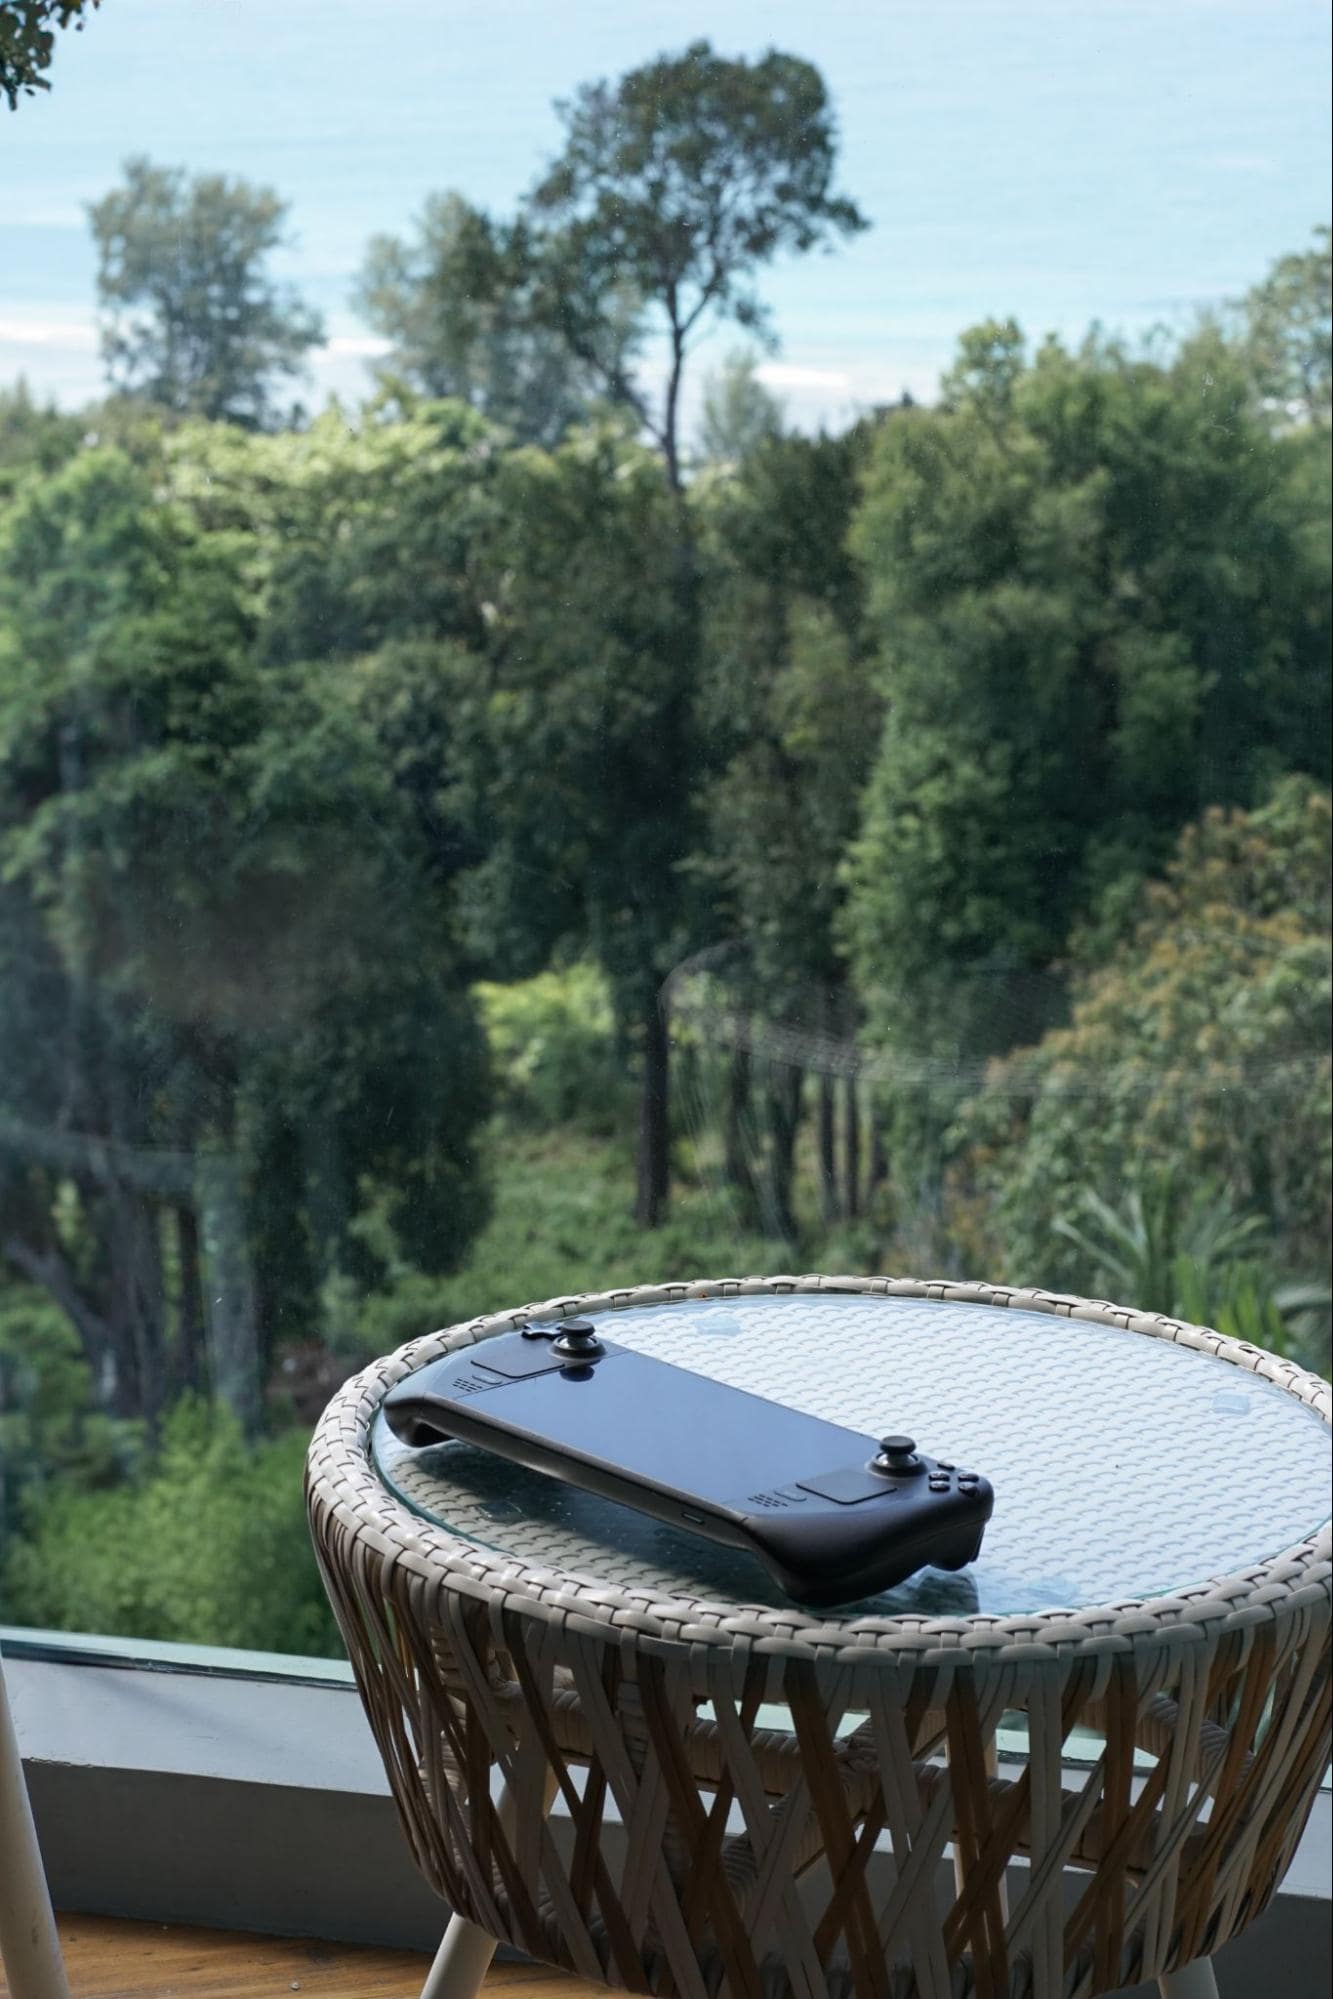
[382,1317,993,1607]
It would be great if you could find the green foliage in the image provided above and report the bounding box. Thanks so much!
[88,157,324,426]
[697,352,785,466]
[0,382,86,498]
[844,323,1330,1067]
[338,1124,783,1344]
[167,400,503,660]
[0,1281,142,1547]
[448,424,700,1006]
[528,38,866,485]
[1,172,1330,1663]
[476,963,628,1133]
[0,426,493,1419]
[1238,224,1331,429]
[697,426,874,1003]
[955,781,1332,1314]
[1,1397,340,1655]
[356,194,609,446]
[1048,1174,1330,1372]
[1052,1172,1265,1316]
[0,0,97,108]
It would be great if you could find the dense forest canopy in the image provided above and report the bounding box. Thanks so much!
[0,38,1328,1650]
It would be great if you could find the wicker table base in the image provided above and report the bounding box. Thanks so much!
[306,1277,1331,1998]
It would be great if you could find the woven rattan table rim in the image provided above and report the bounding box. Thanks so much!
[306,1274,1332,1688]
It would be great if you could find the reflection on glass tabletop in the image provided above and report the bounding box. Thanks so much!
[371,1293,1331,1621]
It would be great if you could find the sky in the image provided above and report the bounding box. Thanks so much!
[1,0,1329,434]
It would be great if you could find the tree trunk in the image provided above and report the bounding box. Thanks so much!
[196,1151,261,1436]
[105,1185,166,1426]
[635,991,670,1229]
[723,1039,758,1223]
[174,1202,206,1396]
[817,992,839,1225]
[869,1114,888,1195]
[818,1074,839,1225]
[843,1075,861,1221]
[762,1064,804,1245]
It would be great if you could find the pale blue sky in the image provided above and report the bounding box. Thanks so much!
[2,0,1328,432]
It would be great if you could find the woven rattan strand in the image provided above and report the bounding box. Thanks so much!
[306,1275,1332,1997]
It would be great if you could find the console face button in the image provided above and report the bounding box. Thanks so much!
[796,1464,905,1506]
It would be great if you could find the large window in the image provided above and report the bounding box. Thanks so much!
[1,0,1329,1663]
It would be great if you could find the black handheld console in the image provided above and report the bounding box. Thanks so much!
[382,1318,993,1607]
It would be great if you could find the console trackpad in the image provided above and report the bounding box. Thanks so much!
[796,1465,900,1505]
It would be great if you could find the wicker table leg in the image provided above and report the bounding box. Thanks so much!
[0,1651,71,1999]
[1158,1959,1219,1998]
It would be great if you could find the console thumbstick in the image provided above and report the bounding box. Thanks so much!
[551,1317,604,1361]
[873,1434,925,1476]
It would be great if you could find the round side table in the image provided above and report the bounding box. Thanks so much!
[305,1277,1332,1999]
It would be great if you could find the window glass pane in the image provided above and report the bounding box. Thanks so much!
[1,1,1328,1660]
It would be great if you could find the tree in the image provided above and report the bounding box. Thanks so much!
[0,431,492,1430]
[695,426,876,1231]
[842,318,1331,1068]
[0,381,85,500]
[444,426,704,1226]
[1239,224,1331,429]
[0,0,97,108]
[528,39,867,491]
[491,42,864,1223]
[88,157,324,427]
[696,351,785,466]
[347,43,866,1225]
[955,780,1332,1314]
[355,193,613,446]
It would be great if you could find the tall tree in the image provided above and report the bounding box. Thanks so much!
[88,157,324,428]
[0,0,97,108]
[355,193,616,446]
[514,41,864,1220]
[528,39,867,492]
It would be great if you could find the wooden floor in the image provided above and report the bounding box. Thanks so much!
[2,1915,605,1999]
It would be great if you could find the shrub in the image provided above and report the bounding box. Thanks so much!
[952,781,1332,1309]
[475,963,629,1133]
[2,1396,341,1656]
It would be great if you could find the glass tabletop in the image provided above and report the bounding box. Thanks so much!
[371,1293,1332,1621]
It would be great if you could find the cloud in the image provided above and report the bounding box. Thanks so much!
[0,315,99,352]
[323,333,392,359]
[755,362,851,393]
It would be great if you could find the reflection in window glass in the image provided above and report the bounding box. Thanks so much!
[0,3,1328,1656]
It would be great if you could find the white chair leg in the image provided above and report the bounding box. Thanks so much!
[0,1651,72,1999]
[420,1911,499,1999]
[1159,1957,1220,1999]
